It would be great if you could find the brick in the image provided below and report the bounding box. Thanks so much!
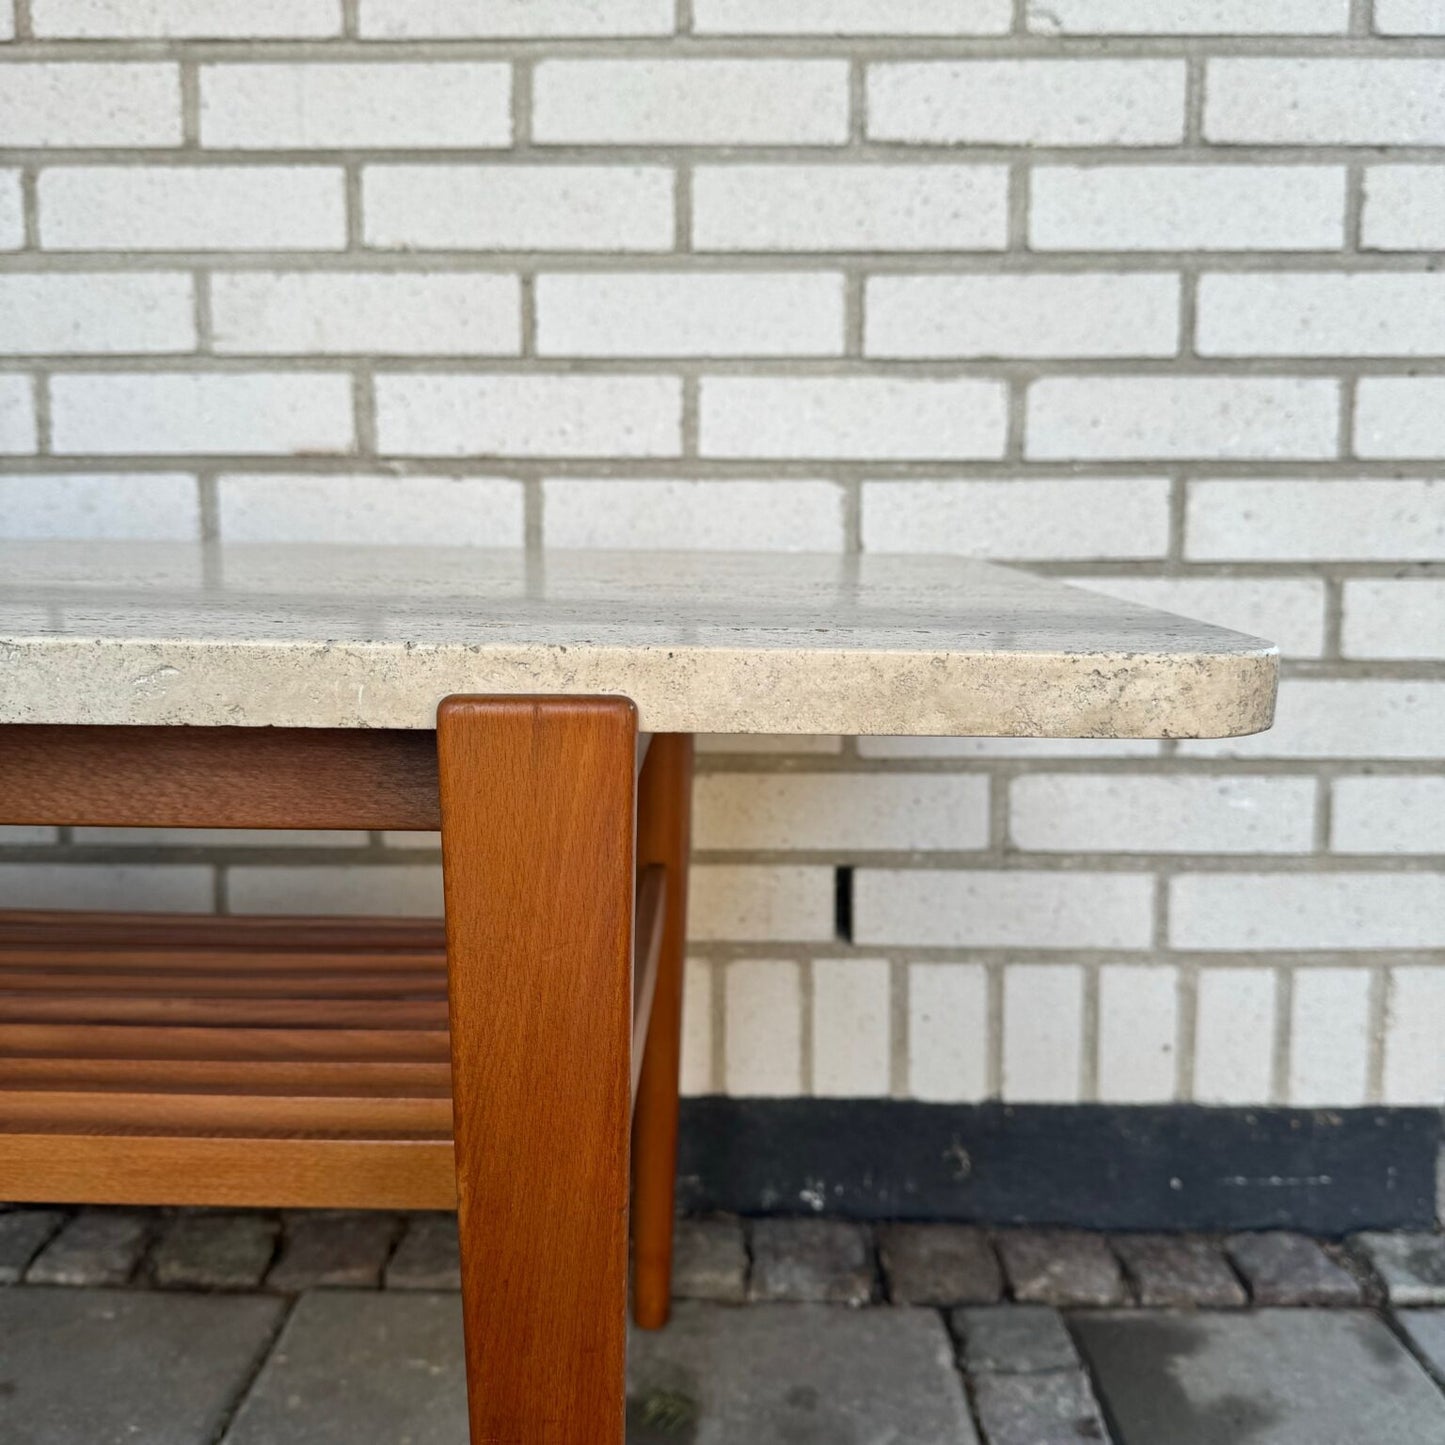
[1356,378,1445,459]
[0,63,181,147]
[0,272,194,355]
[907,961,989,1103]
[536,272,844,357]
[1383,967,1445,1105]
[1173,873,1445,951]
[0,170,22,250]
[688,865,834,943]
[1291,968,1373,1107]
[879,1226,1003,1307]
[0,375,35,453]
[1353,1233,1445,1306]
[0,1210,66,1284]
[384,1213,459,1290]
[749,1219,874,1305]
[972,1370,1111,1444]
[267,1212,399,1291]
[1031,165,1345,252]
[1028,377,1339,461]
[1027,0,1349,31]
[533,59,849,145]
[856,870,1154,949]
[543,479,844,552]
[1343,579,1445,660]
[1113,1236,1246,1308]
[696,0,1011,33]
[153,1213,279,1290]
[1080,576,1326,659]
[866,272,1178,360]
[996,1230,1126,1307]
[360,0,673,36]
[219,475,522,547]
[724,958,803,1095]
[1200,273,1445,358]
[670,1218,747,1302]
[1193,967,1276,1105]
[1013,775,1315,855]
[1225,1232,1362,1306]
[1187,480,1443,563]
[227,864,443,917]
[39,166,347,252]
[199,63,511,149]
[32,0,343,35]
[1376,0,1445,32]
[694,773,988,851]
[363,165,674,252]
[26,1210,150,1286]
[1206,60,1445,145]
[51,372,353,456]
[376,374,680,459]
[862,478,1171,561]
[0,1,12,37]
[1334,777,1445,854]
[1002,964,1084,1104]
[680,957,714,1095]
[0,474,200,540]
[954,1304,1078,1372]
[867,61,1186,146]
[0,863,213,912]
[1363,167,1445,251]
[812,957,890,1098]
[693,164,1007,253]
[701,377,1008,460]
[1098,965,1179,1104]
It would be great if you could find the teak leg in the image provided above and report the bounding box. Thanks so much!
[631,733,694,1330]
[438,696,637,1445]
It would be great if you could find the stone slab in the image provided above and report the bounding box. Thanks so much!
[153,1213,280,1291]
[383,1212,460,1291]
[1396,1309,1445,1387]
[0,1287,282,1445]
[671,1217,748,1303]
[221,1291,469,1445]
[0,1209,65,1284]
[996,1230,1127,1307]
[879,1223,1004,1306]
[26,1210,150,1287]
[0,542,1276,738]
[1225,1232,1362,1306]
[1075,1309,1445,1445]
[627,1301,978,1445]
[266,1212,400,1292]
[953,1305,1080,1375]
[1353,1232,1445,1306]
[749,1219,875,1305]
[971,1369,1110,1445]
[1114,1235,1247,1309]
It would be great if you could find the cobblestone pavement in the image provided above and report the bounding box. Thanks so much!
[1,1208,1443,1444]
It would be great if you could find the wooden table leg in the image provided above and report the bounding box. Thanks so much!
[437,696,637,1445]
[631,733,694,1330]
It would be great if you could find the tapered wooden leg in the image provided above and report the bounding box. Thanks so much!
[437,696,637,1445]
[630,733,694,1331]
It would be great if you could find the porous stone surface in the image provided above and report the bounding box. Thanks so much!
[671,1217,748,1303]
[971,1369,1110,1445]
[25,1210,150,1288]
[0,1209,66,1285]
[152,1213,280,1291]
[1114,1234,1247,1308]
[266,1212,400,1292]
[995,1229,1127,1307]
[1352,1231,1445,1306]
[878,1223,1004,1306]
[1396,1309,1445,1387]
[749,1218,875,1305]
[1225,1232,1362,1306]
[383,1213,461,1291]
[952,1304,1080,1374]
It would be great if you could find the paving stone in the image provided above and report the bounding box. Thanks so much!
[0,1286,283,1445]
[1351,1231,1445,1306]
[878,1223,1003,1306]
[221,1291,468,1445]
[1396,1309,1445,1387]
[628,1301,978,1445]
[953,1304,1080,1375]
[25,1210,150,1287]
[1113,1235,1246,1309]
[153,1213,280,1291]
[1075,1309,1445,1445]
[382,1212,460,1291]
[266,1212,399,1292]
[995,1230,1126,1307]
[671,1217,748,1303]
[0,1208,65,1284]
[749,1219,875,1305]
[1225,1232,1362,1306]
[971,1369,1110,1445]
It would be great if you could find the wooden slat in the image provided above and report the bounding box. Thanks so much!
[0,1022,452,1061]
[0,969,445,996]
[0,995,448,1027]
[0,945,443,972]
[0,909,445,952]
[0,1057,451,1093]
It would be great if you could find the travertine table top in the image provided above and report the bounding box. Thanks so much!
[0,543,1276,737]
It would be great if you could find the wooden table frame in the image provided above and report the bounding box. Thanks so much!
[0,696,691,1443]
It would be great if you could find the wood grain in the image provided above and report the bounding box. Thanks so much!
[438,695,636,1445]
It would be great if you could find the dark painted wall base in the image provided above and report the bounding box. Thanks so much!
[675,1099,1440,1234]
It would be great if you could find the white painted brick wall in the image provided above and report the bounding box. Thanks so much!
[1,10,1440,1111]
